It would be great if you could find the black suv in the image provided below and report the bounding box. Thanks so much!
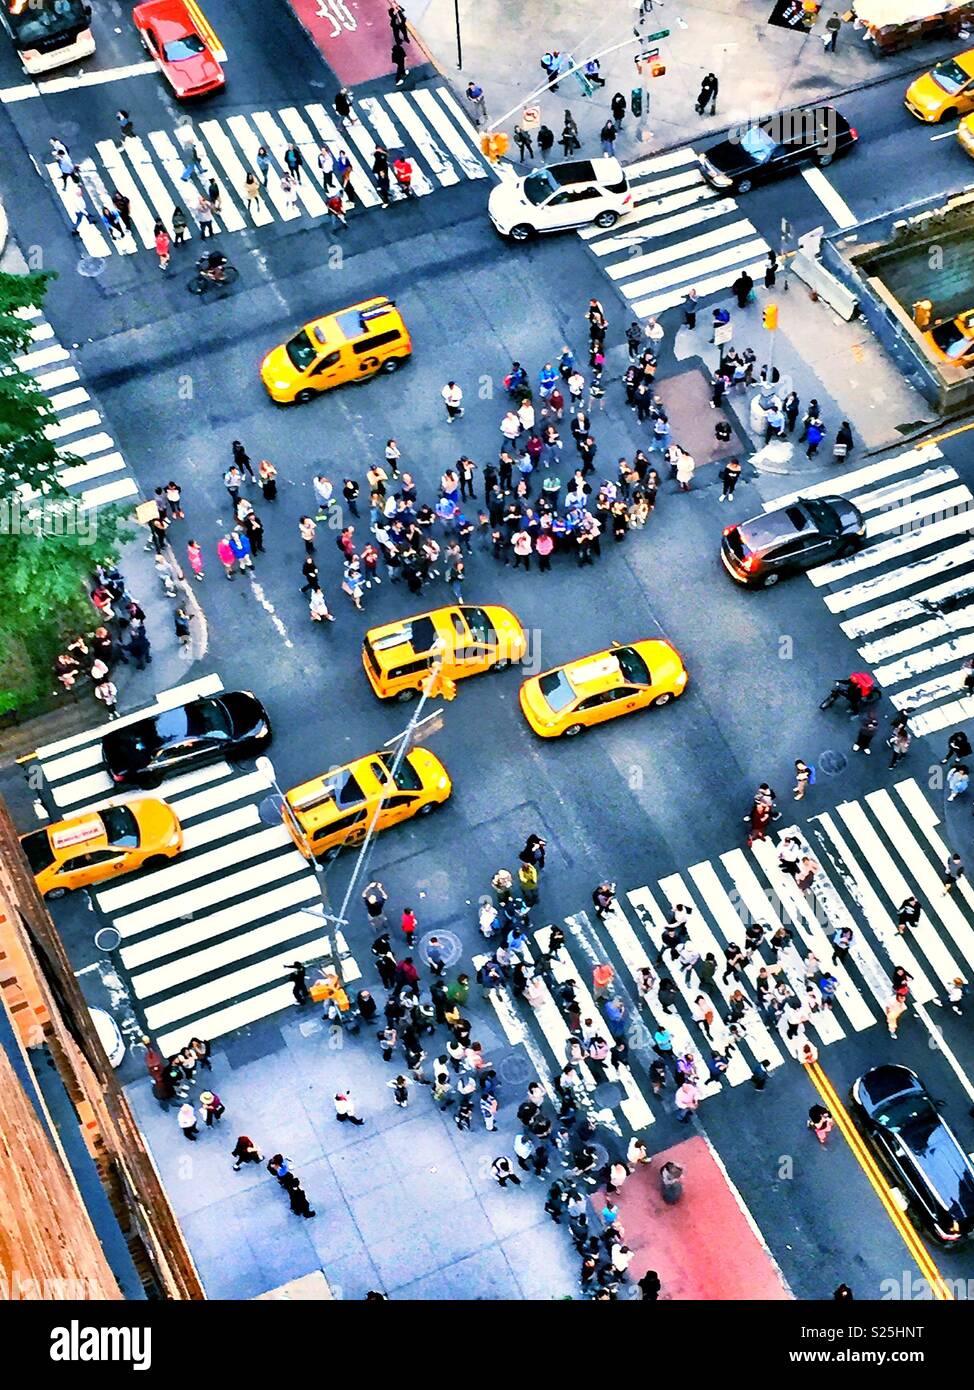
[721,495,864,588]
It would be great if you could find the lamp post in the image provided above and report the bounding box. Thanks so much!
[454,0,462,69]
[255,754,341,925]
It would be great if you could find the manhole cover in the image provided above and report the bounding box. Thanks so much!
[94,926,121,952]
[818,749,847,776]
[500,1051,533,1086]
[77,255,108,279]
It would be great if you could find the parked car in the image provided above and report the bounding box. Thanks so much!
[698,106,857,194]
[488,158,631,241]
[852,1064,974,1245]
[102,691,271,787]
[721,495,865,587]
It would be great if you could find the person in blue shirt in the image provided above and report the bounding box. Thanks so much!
[538,361,558,402]
[558,346,575,381]
[228,528,253,571]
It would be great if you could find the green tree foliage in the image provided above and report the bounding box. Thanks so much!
[0,272,132,714]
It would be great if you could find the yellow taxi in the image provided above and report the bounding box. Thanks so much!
[519,638,687,738]
[958,112,974,155]
[21,799,183,900]
[924,308,974,366]
[362,604,527,701]
[260,295,411,403]
[283,748,451,858]
[905,50,974,122]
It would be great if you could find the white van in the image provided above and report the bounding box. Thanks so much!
[488,158,631,242]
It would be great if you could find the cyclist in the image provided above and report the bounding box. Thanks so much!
[204,249,227,281]
[393,154,414,197]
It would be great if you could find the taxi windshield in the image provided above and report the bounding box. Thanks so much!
[932,59,971,94]
[538,670,577,712]
[614,646,650,685]
[285,330,319,371]
[376,753,423,792]
[99,805,139,847]
[164,35,207,61]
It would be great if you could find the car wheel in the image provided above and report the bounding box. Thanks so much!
[762,572,780,588]
[492,658,512,672]
[295,388,316,404]
[837,541,857,560]
[381,357,402,374]
[652,693,674,708]
[737,178,752,194]
[45,887,67,901]
[817,152,833,168]
[509,224,534,243]
[562,723,584,738]
[418,800,437,816]
[143,855,170,871]
[943,107,958,122]
[396,687,419,703]
[594,209,619,229]
[137,772,165,789]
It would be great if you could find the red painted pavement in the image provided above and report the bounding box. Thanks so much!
[595,1136,792,1300]
[286,0,403,83]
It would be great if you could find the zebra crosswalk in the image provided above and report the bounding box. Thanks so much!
[12,304,140,512]
[480,776,974,1137]
[763,440,974,738]
[578,148,770,320]
[30,676,359,1058]
[52,84,490,258]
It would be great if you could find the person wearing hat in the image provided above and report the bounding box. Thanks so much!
[199,1091,225,1126]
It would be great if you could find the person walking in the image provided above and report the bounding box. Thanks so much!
[465,81,487,127]
[177,1102,199,1140]
[116,109,136,140]
[287,1181,316,1219]
[244,171,263,215]
[514,124,534,160]
[334,1092,365,1124]
[389,1074,410,1108]
[389,1,409,44]
[372,145,391,205]
[834,420,853,462]
[888,723,910,769]
[793,758,812,800]
[941,729,973,764]
[825,11,842,50]
[805,417,825,459]
[334,87,358,125]
[392,39,409,84]
[492,1155,522,1188]
[599,119,617,156]
[153,220,170,268]
[442,380,464,423]
[674,1079,700,1123]
[943,852,965,895]
[695,73,718,116]
[808,1103,834,1143]
[852,709,879,755]
[611,91,627,127]
[231,1135,262,1170]
[199,1090,225,1126]
[537,124,554,162]
[718,457,742,503]
[560,110,581,157]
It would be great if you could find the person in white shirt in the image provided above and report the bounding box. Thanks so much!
[333,1091,364,1124]
[441,380,464,422]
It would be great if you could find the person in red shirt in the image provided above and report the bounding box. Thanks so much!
[401,907,417,945]
[393,155,413,196]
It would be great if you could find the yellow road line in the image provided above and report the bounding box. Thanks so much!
[184,0,226,63]
[925,417,974,448]
[806,1061,953,1300]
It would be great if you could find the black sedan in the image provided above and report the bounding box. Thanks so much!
[698,106,858,194]
[721,494,864,588]
[851,1064,974,1245]
[103,691,271,787]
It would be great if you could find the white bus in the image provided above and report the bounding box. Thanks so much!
[1,0,95,75]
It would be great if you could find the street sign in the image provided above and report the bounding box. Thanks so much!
[644,27,670,39]
[522,104,540,130]
[714,322,734,346]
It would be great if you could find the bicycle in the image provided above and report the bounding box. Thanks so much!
[187,259,239,295]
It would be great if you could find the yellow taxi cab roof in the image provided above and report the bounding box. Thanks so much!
[305,296,400,348]
[564,653,625,692]
[286,755,384,822]
[47,814,108,851]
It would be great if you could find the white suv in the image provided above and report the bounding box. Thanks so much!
[488,158,631,242]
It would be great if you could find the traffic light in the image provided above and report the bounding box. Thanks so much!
[763,303,778,331]
[630,86,642,117]
[650,61,666,76]
[480,132,509,162]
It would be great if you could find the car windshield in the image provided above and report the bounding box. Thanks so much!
[375,753,424,792]
[523,170,558,206]
[802,499,839,535]
[931,58,970,94]
[741,125,778,163]
[538,670,578,712]
[21,831,55,875]
[464,607,495,644]
[614,646,650,684]
[99,806,140,848]
[931,319,974,359]
[285,330,319,371]
[191,700,232,737]
[164,35,207,61]
[872,1092,936,1135]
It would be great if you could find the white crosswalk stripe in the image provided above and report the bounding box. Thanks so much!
[577,148,770,321]
[45,86,490,254]
[12,305,140,513]
[764,440,974,736]
[490,777,974,1135]
[30,676,359,1059]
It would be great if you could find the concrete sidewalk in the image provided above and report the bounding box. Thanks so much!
[413,0,957,157]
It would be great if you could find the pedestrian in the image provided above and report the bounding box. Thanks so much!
[244,171,263,215]
[216,535,236,580]
[229,528,252,572]
[389,1074,410,1108]
[389,1,409,44]
[401,906,417,947]
[231,1135,262,1169]
[537,124,554,161]
[514,124,534,160]
[941,729,973,764]
[177,1102,199,1140]
[885,994,906,1038]
[943,852,965,895]
[732,269,754,309]
[675,449,695,492]
[442,380,464,422]
[455,1098,473,1131]
[600,119,617,156]
[807,1103,834,1144]
[372,145,390,204]
[335,87,358,125]
[948,763,970,801]
[199,1090,225,1126]
[834,420,853,462]
[674,1079,700,1123]
[174,606,193,646]
[830,925,853,967]
[852,710,879,755]
[334,1092,365,1125]
[764,249,778,288]
[465,80,487,127]
[279,172,298,212]
[805,417,825,458]
[560,110,581,157]
[481,1092,499,1131]
[825,11,842,50]
[888,723,910,769]
[153,219,170,268]
[93,678,119,718]
[717,456,742,503]
[392,39,409,84]
[492,1155,521,1188]
[695,73,718,116]
[116,109,136,140]
[611,90,627,127]
[793,758,812,800]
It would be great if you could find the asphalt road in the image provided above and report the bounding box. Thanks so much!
[6,15,974,1300]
